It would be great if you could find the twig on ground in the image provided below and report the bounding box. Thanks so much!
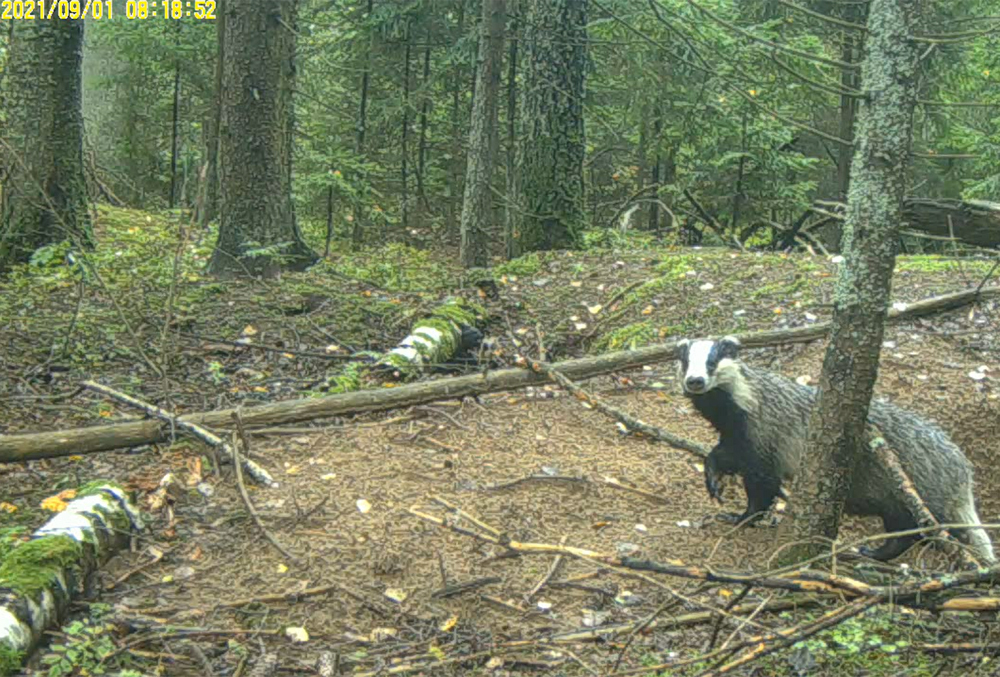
[231,412,297,563]
[81,380,276,487]
[526,535,568,602]
[431,577,502,599]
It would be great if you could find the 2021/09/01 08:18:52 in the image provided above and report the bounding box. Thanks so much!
[0,0,215,19]
[127,0,216,19]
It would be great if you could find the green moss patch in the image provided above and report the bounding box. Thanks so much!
[0,645,26,677]
[0,535,82,597]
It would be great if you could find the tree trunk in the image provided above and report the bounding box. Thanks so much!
[351,0,374,245]
[460,0,506,268]
[504,0,520,260]
[0,16,92,273]
[780,0,922,564]
[416,40,433,215]
[449,0,468,234]
[168,61,182,210]
[515,0,588,252]
[401,33,412,234]
[199,1,226,227]
[823,2,866,252]
[648,115,661,233]
[208,0,317,279]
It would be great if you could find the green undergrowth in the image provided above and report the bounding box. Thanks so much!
[896,254,996,275]
[636,607,952,677]
[0,207,465,375]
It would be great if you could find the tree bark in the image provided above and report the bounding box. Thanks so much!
[515,0,588,252]
[0,16,92,273]
[780,0,922,564]
[208,0,317,278]
[460,0,506,268]
[503,0,521,260]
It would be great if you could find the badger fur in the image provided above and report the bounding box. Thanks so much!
[677,335,995,564]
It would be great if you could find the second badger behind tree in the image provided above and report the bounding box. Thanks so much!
[677,335,995,564]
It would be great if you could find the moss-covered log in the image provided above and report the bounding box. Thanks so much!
[0,485,141,675]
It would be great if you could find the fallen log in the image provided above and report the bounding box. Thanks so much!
[1,285,998,464]
[817,198,1000,248]
[0,484,141,674]
[904,198,1000,249]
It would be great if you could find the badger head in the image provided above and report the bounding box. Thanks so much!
[676,336,742,396]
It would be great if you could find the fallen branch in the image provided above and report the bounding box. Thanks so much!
[4,286,998,463]
[231,412,297,562]
[80,380,276,487]
[408,501,1000,612]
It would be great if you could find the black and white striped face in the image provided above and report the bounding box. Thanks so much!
[676,336,741,395]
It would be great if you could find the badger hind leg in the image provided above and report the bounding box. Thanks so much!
[858,511,921,561]
[949,487,996,566]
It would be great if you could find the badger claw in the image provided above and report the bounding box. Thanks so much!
[705,469,724,502]
[715,512,746,525]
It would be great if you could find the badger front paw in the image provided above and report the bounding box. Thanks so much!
[704,467,724,502]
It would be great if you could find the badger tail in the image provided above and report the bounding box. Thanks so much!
[955,486,996,566]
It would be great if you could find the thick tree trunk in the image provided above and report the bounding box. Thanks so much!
[503,0,520,260]
[460,0,506,268]
[781,0,922,563]
[208,0,317,279]
[0,16,92,273]
[515,0,587,252]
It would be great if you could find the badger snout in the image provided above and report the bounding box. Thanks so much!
[685,376,707,393]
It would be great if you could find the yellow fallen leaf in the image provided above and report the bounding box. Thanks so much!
[439,616,458,632]
[253,386,268,393]
[588,304,603,315]
[285,626,309,643]
[570,280,582,288]
[642,305,654,315]
[69,455,83,461]
[277,563,289,574]
[0,502,18,513]
[282,353,295,359]
[320,473,337,481]
[242,325,258,336]
[384,588,408,603]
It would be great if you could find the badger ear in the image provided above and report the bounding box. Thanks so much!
[719,335,741,359]
[676,338,691,359]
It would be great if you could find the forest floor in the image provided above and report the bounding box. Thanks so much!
[2,206,1000,676]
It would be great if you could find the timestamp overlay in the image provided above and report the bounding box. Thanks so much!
[1,0,216,20]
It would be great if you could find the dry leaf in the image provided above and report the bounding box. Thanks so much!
[242,325,258,336]
[384,588,408,603]
[370,627,398,642]
[277,563,289,574]
[0,502,18,513]
[285,627,309,643]
[439,616,458,632]
[642,305,654,315]
[587,304,603,315]
[570,280,582,288]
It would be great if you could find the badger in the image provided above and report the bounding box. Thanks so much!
[676,335,995,564]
